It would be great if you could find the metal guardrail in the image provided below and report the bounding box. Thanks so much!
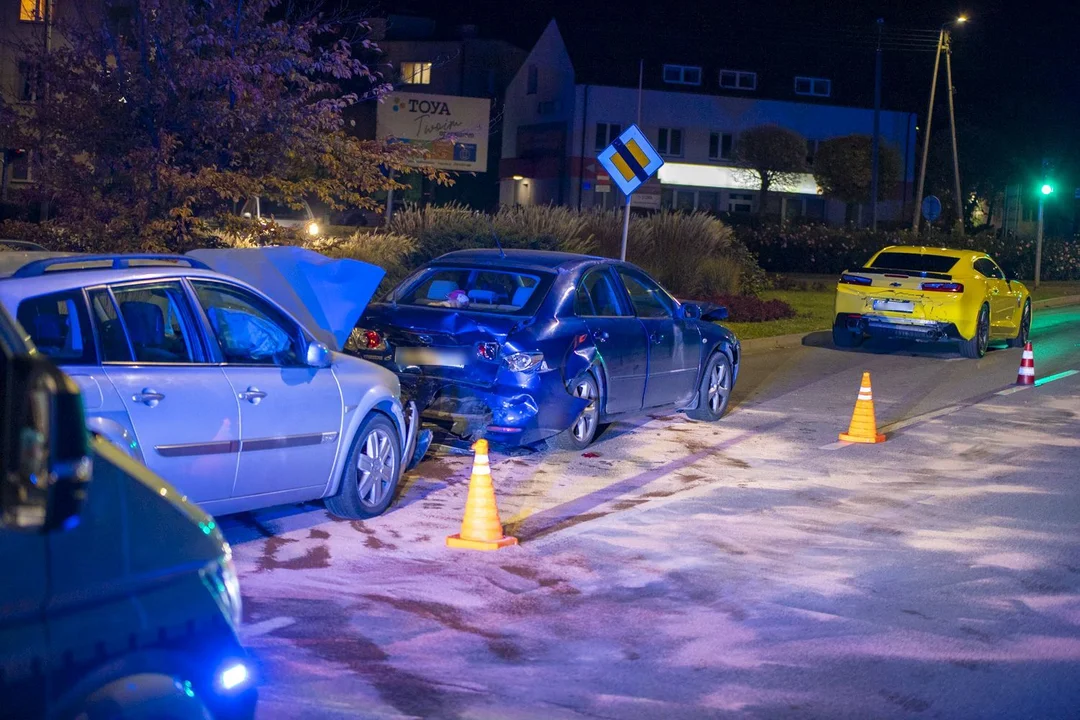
[0,239,48,251]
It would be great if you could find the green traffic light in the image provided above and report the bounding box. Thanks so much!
[1041,183,1054,195]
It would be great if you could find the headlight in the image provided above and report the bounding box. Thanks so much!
[201,544,243,629]
[504,352,544,372]
[307,221,320,236]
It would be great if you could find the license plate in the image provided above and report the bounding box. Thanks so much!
[395,347,467,368]
[873,299,914,313]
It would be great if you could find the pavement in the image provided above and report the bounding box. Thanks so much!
[222,305,1080,720]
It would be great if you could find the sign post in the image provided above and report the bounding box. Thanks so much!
[597,124,664,261]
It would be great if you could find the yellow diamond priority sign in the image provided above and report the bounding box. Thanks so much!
[597,124,665,196]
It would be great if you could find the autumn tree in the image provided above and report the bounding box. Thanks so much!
[813,134,901,205]
[735,125,807,216]
[8,0,442,247]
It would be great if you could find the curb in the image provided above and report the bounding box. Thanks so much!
[739,294,1080,354]
[1032,294,1080,310]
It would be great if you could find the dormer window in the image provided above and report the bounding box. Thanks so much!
[719,70,757,91]
[663,65,703,86]
[795,77,831,97]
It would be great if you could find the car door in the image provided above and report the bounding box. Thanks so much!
[189,279,343,499]
[97,281,240,504]
[988,257,1022,334]
[574,266,648,415]
[615,268,701,409]
[974,258,1013,335]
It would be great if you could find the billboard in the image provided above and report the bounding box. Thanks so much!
[377,92,491,172]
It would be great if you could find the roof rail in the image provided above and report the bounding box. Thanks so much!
[11,254,211,278]
[0,239,48,251]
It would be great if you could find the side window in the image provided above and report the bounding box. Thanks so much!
[88,289,133,362]
[110,282,199,363]
[973,258,1003,280]
[16,290,95,365]
[191,281,304,366]
[581,269,630,317]
[617,270,674,319]
[574,283,595,316]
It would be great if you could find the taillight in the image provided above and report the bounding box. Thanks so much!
[355,328,387,351]
[476,342,499,362]
[840,273,872,286]
[920,282,964,292]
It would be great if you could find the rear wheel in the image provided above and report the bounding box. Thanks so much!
[832,321,864,348]
[547,373,600,451]
[687,352,732,421]
[325,414,402,519]
[1006,300,1032,348]
[960,304,990,359]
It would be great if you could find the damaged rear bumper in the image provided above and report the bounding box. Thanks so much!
[400,369,586,447]
[838,313,964,342]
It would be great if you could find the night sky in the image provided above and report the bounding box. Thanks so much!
[378,0,1080,188]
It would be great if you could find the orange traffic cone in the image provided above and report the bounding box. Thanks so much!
[1016,342,1035,385]
[839,371,886,444]
[446,439,518,551]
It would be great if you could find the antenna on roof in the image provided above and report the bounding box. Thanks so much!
[486,214,506,259]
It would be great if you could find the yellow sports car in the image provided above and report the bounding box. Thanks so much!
[833,245,1031,358]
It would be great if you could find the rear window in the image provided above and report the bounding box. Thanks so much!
[16,290,95,365]
[395,266,551,315]
[868,252,960,274]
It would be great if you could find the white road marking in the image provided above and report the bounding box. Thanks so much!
[243,616,296,638]
[995,386,1031,396]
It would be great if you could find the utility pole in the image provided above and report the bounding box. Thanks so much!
[912,29,944,233]
[871,18,883,231]
[1035,161,1054,289]
[944,34,964,231]
[39,0,54,221]
[913,16,967,233]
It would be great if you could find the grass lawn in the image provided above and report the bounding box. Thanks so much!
[723,275,1080,340]
[723,287,836,340]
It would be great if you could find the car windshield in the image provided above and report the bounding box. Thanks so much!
[395,266,550,315]
[868,252,960,274]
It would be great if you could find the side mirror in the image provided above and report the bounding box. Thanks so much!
[681,303,702,320]
[305,340,332,368]
[3,356,91,532]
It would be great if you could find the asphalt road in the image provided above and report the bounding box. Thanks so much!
[223,305,1080,720]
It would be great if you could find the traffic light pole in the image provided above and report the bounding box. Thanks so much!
[1035,193,1045,290]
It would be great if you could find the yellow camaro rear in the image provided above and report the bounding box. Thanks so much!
[833,246,1031,358]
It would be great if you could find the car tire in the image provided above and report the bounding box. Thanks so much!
[1006,300,1032,348]
[547,372,601,451]
[325,414,402,519]
[687,352,733,422]
[832,322,864,348]
[959,304,991,359]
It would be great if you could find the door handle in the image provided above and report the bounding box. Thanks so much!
[133,389,165,407]
[592,330,609,342]
[238,387,267,404]
[650,332,664,345]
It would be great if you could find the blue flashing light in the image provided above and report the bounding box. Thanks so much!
[219,662,250,692]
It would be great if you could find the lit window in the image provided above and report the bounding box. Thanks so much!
[20,0,44,22]
[662,64,702,86]
[795,76,831,97]
[720,70,757,90]
[657,128,683,157]
[401,62,432,85]
[708,132,734,161]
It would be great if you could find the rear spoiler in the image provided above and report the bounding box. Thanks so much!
[846,267,953,281]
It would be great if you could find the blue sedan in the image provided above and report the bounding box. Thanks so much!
[353,249,740,450]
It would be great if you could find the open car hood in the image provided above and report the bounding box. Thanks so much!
[187,247,384,352]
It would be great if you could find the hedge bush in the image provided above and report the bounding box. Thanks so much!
[735,223,1080,281]
[701,294,797,323]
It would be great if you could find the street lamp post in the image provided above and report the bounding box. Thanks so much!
[912,16,967,234]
